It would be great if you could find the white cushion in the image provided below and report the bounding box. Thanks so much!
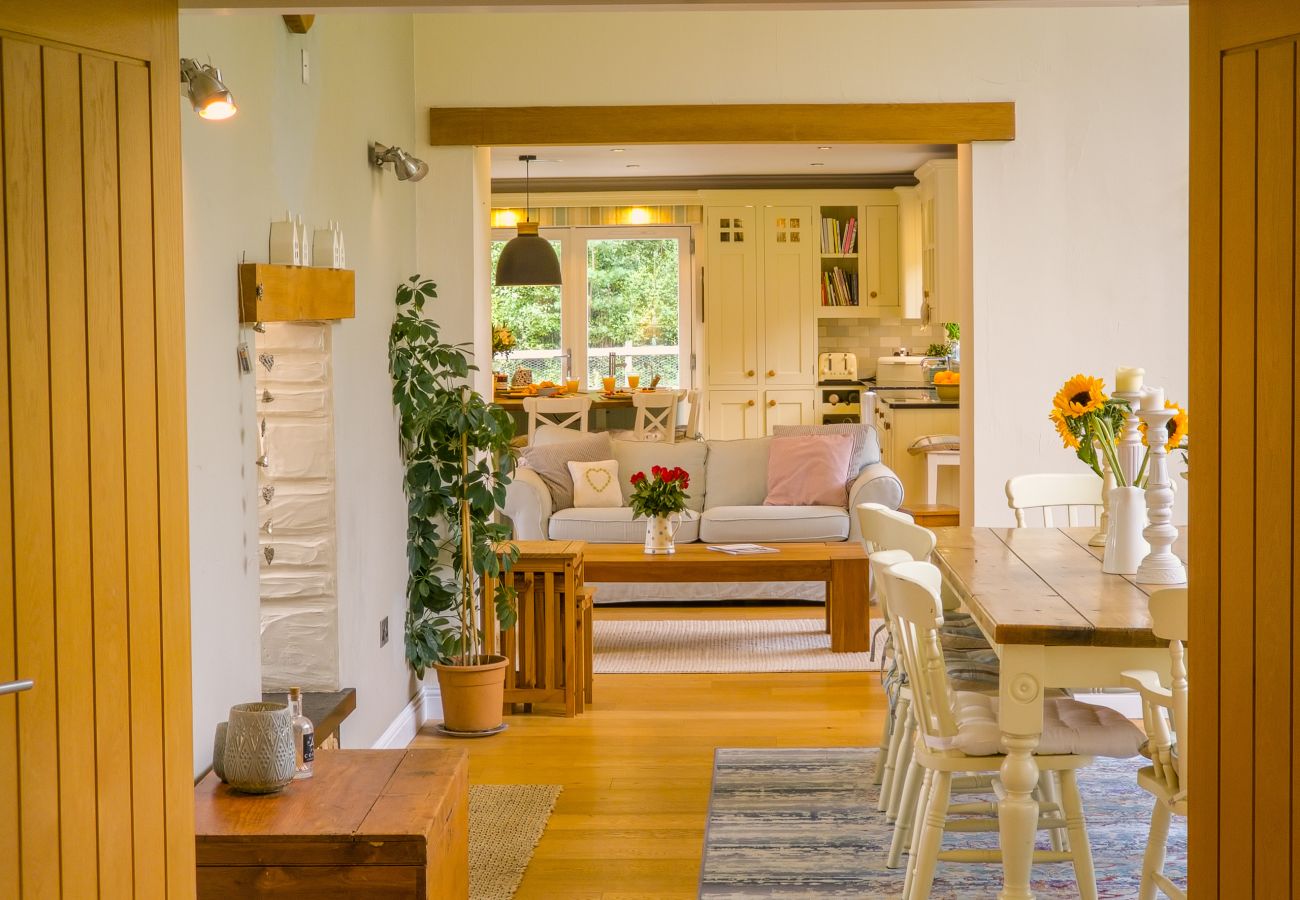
[611,438,708,513]
[924,692,1144,758]
[568,459,623,508]
[698,505,849,543]
[703,437,771,507]
[548,507,701,543]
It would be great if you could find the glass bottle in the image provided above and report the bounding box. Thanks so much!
[288,686,314,779]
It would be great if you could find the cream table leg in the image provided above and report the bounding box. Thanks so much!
[998,645,1046,900]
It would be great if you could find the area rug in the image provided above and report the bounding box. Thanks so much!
[469,784,561,900]
[700,748,1186,898]
[592,617,884,674]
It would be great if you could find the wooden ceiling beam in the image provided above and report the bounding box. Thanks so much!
[428,102,1016,146]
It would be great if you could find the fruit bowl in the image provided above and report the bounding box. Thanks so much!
[935,384,960,402]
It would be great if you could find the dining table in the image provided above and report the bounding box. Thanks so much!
[931,525,1187,900]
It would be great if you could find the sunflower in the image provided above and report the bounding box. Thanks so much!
[1140,401,1188,452]
[1049,408,1081,449]
[1052,374,1108,419]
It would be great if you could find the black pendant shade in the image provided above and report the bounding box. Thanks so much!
[495,221,562,286]
[494,154,562,286]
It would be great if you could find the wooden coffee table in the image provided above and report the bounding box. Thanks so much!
[582,541,871,652]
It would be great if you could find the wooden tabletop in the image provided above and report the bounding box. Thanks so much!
[582,541,865,583]
[195,748,466,851]
[491,391,639,410]
[932,526,1188,649]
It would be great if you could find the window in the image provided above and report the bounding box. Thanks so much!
[491,225,693,390]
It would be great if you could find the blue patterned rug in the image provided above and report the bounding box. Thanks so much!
[701,747,1186,898]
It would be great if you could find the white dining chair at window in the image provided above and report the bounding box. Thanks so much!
[1005,472,1103,527]
[1121,587,1188,900]
[675,389,700,441]
[522,395,592,445]
[880,560,1145,900]
[630,390,677,443]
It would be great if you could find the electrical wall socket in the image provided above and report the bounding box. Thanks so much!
[380,615,389,648]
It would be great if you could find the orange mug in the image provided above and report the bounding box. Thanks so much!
[627,374,641,390]
[602,377,616,394]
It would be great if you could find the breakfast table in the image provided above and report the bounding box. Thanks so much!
[931,525,1187,900]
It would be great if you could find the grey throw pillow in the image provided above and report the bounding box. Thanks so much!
[520,432,614,511]
[771,423,881,485]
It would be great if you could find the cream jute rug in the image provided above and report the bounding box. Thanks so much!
[469,784,561,900]
[592,617,883,674]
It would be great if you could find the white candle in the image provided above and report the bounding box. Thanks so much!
[1140,386,1165,411]
[1115,366,1145,393]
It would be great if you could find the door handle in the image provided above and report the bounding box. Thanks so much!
[766,369,776,378]
[746,399,755,407]
[746,370,755,378]
[0,679,34,697]
[768,399,777,407]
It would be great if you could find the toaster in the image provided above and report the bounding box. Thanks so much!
[818,352,858,383]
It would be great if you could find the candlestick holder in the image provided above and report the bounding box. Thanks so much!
[1088,452,1116,547]
[1112,390,1145,487]
[1135,406,1186,584]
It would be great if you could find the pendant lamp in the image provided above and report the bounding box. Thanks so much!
[495,155,562,286]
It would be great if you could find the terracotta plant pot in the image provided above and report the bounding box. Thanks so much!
[434,655,509,734]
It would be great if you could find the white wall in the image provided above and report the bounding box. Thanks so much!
[413,6,1189,524]
[181,12,418,775]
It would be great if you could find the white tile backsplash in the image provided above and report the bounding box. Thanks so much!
[817,318,946,376]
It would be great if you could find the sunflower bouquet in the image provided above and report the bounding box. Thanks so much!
[1049,374,1188,487]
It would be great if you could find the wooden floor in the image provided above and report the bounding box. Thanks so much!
[409,605,888,899]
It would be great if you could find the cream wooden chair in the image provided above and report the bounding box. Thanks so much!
[880,560,1145,900]
[522,395,592,445]
[674,389,700,441]
[1005,472,1103,527]
[1121,587,1188,900]
[630,390,677,443]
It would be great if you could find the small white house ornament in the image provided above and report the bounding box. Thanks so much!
[269,210,300,265]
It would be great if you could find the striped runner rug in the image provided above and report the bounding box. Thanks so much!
[701,747,1186,898]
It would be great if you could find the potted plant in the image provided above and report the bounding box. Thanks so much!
[628,465,691,554]
[389,275,519,734]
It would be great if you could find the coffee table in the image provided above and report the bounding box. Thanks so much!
[581,541,871,652]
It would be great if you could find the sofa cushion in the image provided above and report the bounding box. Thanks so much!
[568,459,623,508]
[699,505,850,543]
[772,422,882,485]
[520,431,613,511]
[611,438,708,513]
[764,434,855,507]
[547,507,701,543]
[703,437,771,508]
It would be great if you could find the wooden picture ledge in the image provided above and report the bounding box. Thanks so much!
[429,102,1016,146]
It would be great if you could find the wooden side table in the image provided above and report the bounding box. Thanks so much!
[195,748,468,899]
[483,540,589,717]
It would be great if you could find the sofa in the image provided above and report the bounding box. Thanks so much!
[503,425,903,602]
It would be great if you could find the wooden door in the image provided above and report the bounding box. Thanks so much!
[763,390,815,434]
[1189,1,1300,895]
[761,206,815,386]
[704,207,759,386]
[706,390,761,440]
[862,205,900,313]
[0,1,193,897]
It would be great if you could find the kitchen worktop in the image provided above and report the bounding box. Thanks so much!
[874,388,959,409]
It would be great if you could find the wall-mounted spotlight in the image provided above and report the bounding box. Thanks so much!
[180,58,237,120]
[370,143,428,183]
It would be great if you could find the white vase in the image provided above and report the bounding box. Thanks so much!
[644,514,680,555]
[1102,486,1149,575]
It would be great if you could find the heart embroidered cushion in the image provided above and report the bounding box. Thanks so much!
[568,459,623,508]
[520,431,614,511]
[764,434,856,507]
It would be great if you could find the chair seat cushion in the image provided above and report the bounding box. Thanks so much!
[924,692,1144,758]
[698,505,849,543]
[548,507,701,544]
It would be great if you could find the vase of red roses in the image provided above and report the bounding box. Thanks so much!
[629,465,690,555]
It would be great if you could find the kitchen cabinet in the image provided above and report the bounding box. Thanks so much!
[762,207,817,384]
[704,206,760,386]
[707,390,763,440]
[764,390,816,434]
[874,400,960,506]
[814,202,900,319]
[915,159,959,326]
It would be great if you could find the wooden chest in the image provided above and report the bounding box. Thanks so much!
[195,748,468,899]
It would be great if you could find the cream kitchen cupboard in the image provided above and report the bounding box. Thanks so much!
[706,389,816,439]
[874,400,961,506]
[764,390,816,434]
[915,159,959,326]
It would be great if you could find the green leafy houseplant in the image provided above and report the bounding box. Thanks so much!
[389,275,518,677]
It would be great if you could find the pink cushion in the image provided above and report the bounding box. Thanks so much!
[763,434,855,507]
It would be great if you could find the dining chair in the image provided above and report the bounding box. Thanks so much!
[675,389,701,441]
[522,395,592,445]
[1121,587,1188,900]
[880,560,1145,900]
[1005,472,1103,527]
[630,390,677,443]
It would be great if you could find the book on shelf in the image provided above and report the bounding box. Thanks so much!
[820,216,857,254]
[820,266,859,307]
[707,544,779,555]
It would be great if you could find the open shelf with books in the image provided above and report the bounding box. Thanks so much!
[819,205,861,311]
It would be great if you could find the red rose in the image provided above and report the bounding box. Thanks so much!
[652,465,662,477]
[630,471,646,485]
